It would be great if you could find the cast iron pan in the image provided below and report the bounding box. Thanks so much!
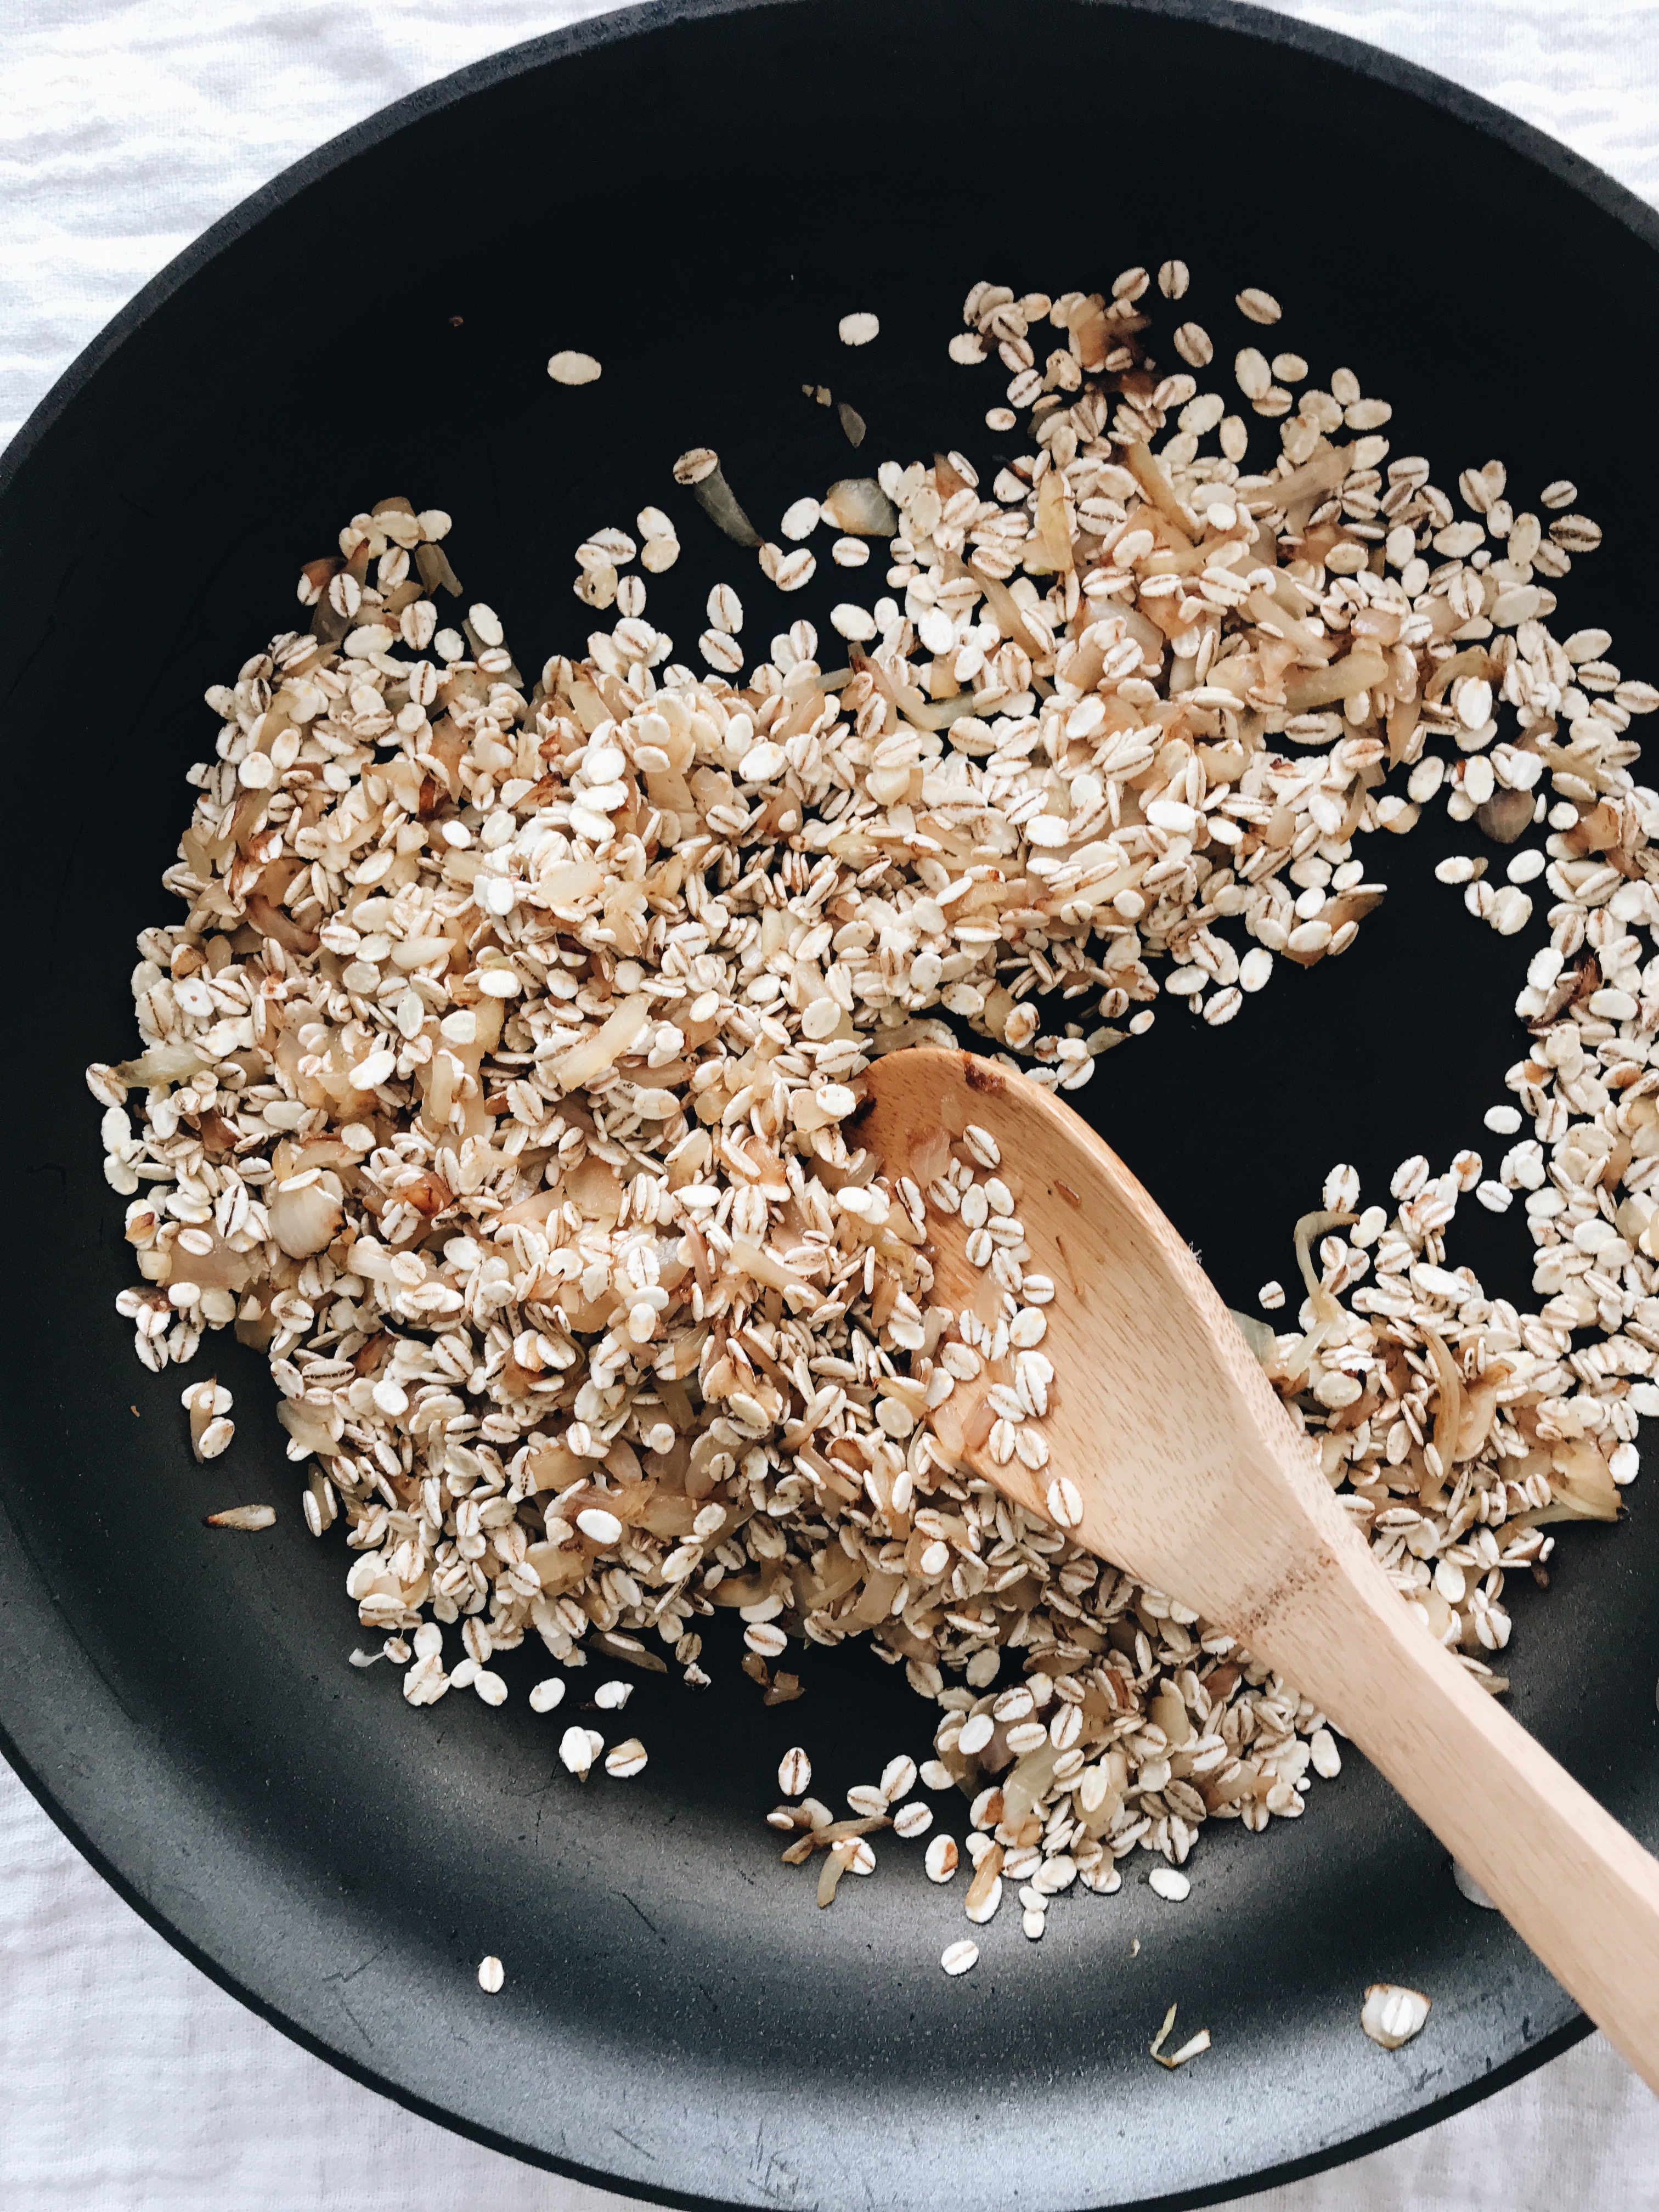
[3,2,1657,2204]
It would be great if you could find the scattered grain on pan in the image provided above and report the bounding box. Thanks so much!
[926,1836,960,1883]
[706,583,743,633]
[778,1748,812,1795]
[1361,1984,1430,2049]
[1452,1860,1498,1909]
[182,1378,235,1462]
[940,1939,979,1976]
[838,312,879,346]
[1148,2001,1210,2067]
[548,352,601,386]
[1045,1477,1084,1530]
[606,1737,648,1778]
[560,1727,601,1780]
[957,1714,995,1757]
[1148,1867,1190,1903]
[881,1754,918,1800]
[478,1954,505,1993]
[205,1505,275,1530]
[698,628,744,674]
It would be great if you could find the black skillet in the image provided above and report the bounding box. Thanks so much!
[2,3,1657,2205]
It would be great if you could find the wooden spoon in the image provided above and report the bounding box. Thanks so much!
[856,1045,1659,2087]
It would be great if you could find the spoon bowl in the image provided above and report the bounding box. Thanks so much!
[857,1043,1659,2090]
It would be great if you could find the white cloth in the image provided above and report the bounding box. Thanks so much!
[3,2,1658,2204]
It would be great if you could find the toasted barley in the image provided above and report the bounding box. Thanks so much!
[95,255,1656,1984]
[1361,1984,1430,2049]
[547,352,601,386]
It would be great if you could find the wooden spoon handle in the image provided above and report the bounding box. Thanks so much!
[1262,1556,1659,2089]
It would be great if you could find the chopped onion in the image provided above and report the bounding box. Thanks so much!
[1273,441,1352,517]
[1539,1437,1620,1522]
[822,478,899,536]
[1424,645,1491,705]
[1124,443,1193,541]
[1476,787,1534,844]
[1452,1861,1497,1909]
[546,993,651,1090]
[1421,1327,1463,1481]
[245,893,320,954]
[1229,1308,1278,1366]
[112,1044,207,1086]
[1279,1206,1356,1381]
[891,689,969,739]
[269,1172,343,1258]
[1291,1207,1353,1312]
[691,464,762,547]
[1283,644,1387,713]
[278,1393,343,1454]
[727,1238,811,1297]
[904,1124,952,1188]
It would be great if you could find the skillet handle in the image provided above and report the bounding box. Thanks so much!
[1264,1556,1659,2090]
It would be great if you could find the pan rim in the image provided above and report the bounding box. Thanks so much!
[0,0,1639,2200]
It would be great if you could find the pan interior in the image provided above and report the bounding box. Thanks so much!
[2,4,1656,2208]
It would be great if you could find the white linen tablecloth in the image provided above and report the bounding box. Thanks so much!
[3,2,1658,2204]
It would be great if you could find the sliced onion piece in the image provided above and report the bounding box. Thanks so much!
[268,1171,344,1259]
[545,992,651,1090]
[822,478,899,536]
[112,1044,208,1086]
[691,463,762,547]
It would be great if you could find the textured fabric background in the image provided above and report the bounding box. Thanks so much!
[3,2,1657,2204]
